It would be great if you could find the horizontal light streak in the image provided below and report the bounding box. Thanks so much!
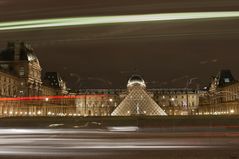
[0,95,107,101]
[0,11,239,31]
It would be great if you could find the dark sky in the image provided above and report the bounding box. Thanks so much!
[1,0,239,89]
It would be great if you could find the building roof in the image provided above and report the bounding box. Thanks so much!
[0,42,38,62]
[43,72,65,89]
[216,70,237,87]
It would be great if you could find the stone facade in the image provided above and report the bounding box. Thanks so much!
[0,42,67,97]
[197,70,239,115]
[0,42,42,96]
[0,42,69,117]
[0,71,19,97]
[76,89,123,116]
[151,89,199,115]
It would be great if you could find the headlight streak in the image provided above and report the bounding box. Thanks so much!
[0,11,239,31]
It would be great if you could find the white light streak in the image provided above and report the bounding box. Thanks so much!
[0,11,239,31]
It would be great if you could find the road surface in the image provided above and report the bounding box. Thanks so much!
[0,127,238,159]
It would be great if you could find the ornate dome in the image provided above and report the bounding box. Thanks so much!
[127,74,146,88]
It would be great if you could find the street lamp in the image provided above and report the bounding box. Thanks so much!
[171,98,175,115]
[230,109,235,114]
[45,97,49,102]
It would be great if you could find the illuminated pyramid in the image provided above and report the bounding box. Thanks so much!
[111,75,167,116]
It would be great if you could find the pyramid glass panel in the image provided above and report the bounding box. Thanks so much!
[111,75,167,116]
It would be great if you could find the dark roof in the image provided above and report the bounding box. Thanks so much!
[216,70,237,87]
[0,42,38,62]
[43,72,62,88]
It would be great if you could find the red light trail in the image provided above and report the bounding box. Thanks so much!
[0,94,108,101]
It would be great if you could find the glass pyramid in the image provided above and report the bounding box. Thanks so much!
[111,84,167,116]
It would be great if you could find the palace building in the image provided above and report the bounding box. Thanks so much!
[1,42,238,117]
[75,75,199,116]
[0,42,67,97]
[197,70,239,115]
[0,41,201,117]
[0,42,69,117]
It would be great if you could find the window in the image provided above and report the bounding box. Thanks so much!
[224,78,230,83]
[0,64,9,69]
[19,66,25,76]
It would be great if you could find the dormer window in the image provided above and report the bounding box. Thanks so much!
[224,78,230,83]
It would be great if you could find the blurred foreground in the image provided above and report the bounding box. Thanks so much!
[0,116,239,158]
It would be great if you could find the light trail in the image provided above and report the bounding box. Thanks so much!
[0,128,238,157]
[0,94,108,101]
[0,11,239,31]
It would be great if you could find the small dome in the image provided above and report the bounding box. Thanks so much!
[127,74,146,88]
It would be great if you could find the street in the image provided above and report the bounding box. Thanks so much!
[0,127,238,159]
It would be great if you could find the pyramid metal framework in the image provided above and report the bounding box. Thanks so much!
[111,85,167,116]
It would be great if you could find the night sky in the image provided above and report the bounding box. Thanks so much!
[1,0,239,89]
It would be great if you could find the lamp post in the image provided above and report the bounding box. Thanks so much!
[109,98,113,116]
[185,77,199,115]
[171,97,175,115]
[44,97,49,116]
